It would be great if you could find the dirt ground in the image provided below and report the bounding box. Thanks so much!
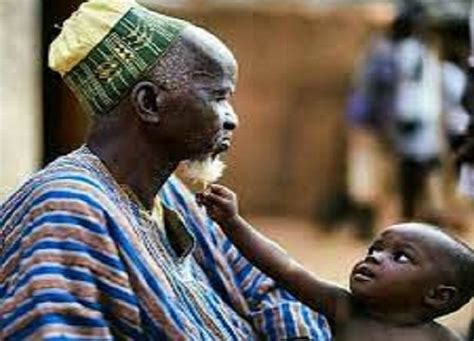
[250,209,474,337]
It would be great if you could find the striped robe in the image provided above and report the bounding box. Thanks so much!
[1,147,331,340]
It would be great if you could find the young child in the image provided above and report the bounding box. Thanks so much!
[197,184,474,340]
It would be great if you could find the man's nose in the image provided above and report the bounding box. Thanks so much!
[223,106,238,131]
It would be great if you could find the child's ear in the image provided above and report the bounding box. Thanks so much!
[424,285,458,309]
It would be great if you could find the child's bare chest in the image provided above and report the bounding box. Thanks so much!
[336,318,451,341]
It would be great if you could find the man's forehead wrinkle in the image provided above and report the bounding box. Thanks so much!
[190,70,232,85]
[188,55,237,87]
[188,48,235,77]
[190,71,222,88]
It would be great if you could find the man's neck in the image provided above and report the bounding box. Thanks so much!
[87,133,179,211]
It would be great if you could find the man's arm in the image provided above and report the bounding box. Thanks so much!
[160,176,333,340]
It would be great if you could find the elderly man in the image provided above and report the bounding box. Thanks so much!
[0,0,330,339]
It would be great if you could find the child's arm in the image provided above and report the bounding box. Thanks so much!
[197,184,352,324]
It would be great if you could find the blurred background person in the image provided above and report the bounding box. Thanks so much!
[341,5,399,239]
[349,1,445,222]
[388,2,444,220]
[342,1,443,236]
[441,31,470,162]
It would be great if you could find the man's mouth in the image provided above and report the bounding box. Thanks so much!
[212,138,232,157]
[352,265,375,282]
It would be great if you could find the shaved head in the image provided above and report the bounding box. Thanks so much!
[386,223,474,314]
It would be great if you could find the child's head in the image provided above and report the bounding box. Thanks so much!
[349,223,474,321]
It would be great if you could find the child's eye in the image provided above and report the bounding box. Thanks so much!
[367,243,382,255]
[393,251,411,263]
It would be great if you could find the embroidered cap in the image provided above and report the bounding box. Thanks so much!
[49,0,189,115]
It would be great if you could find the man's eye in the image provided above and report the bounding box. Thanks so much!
[393,252,410,263]
[213,91,229,101]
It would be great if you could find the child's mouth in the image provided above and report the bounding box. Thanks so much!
[352,265,375,282]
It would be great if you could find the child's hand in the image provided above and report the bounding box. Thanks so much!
[196,184,239,224]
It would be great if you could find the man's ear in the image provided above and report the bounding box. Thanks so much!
[131,81,162,123]
[424,285,458,310]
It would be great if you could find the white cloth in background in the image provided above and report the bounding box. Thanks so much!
[442,62,470,136]
[459,164,474,198]
[392,37,443,162]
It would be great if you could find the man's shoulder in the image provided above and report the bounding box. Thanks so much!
[1,154,109,228]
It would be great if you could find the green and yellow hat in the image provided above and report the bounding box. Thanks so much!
[49,0,189,115]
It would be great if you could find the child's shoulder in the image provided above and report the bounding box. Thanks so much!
[338,316,464,341]
[426,321,464,341]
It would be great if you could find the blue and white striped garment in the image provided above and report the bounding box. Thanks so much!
[0,147,331,340]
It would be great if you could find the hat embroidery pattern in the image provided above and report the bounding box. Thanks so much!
[64,7,187,115]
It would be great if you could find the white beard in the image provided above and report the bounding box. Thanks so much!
[180,155,226,187]
[458,164,474,198]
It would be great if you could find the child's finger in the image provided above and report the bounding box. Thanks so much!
[197,192,223,209]
[203,192,229,207]
[208,184,234,197]
[195,193,205,206]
